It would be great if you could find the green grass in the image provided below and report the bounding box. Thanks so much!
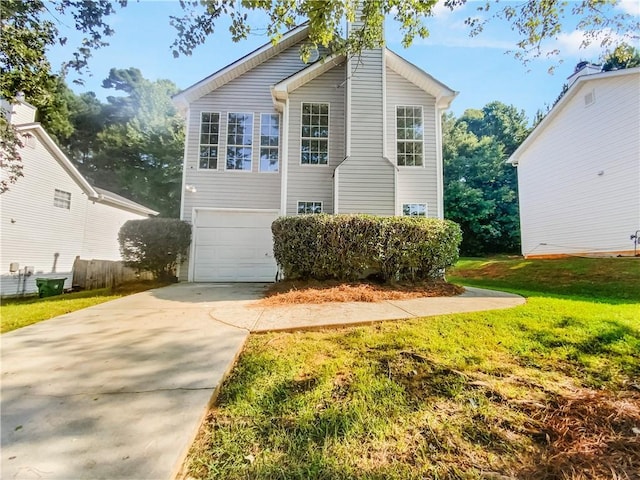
[1,281,168,333]
[186,257,640,480]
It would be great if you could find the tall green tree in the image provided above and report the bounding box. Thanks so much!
[65,68,184,217]
[443,104,526,255]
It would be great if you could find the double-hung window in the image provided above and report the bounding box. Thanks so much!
[260,113,279,172]
[301,103,329,165]
[226,113,253,171]
[54,189,71,209]
[397,106,423,166]
[297,201,323,214]
[199,112,220,169]
[402,203,427,217]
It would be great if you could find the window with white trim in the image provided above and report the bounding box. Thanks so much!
[297,201,323,214]
[301,103,329,165]
[199,112,220,169]
[54,189,71,209]
[402,203,427,217]
[260,113,279,172]
[226,113,253,171]
[396,106,423,166]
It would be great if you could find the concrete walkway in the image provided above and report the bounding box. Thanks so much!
[1,283,524,480]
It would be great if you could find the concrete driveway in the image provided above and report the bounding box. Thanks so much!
[1,283,266,480]
[1,282,524,479]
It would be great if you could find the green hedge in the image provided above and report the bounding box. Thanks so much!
[271,214,462,282]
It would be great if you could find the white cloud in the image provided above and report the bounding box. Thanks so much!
[431,1,453,19]
[545,29,632,60]
[617,0,640,16]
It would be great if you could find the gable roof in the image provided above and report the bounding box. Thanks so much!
[16,123,158,216]
[271,54,347,106]
[385,49,457,108]
[508,67,640,166]
[270,48,457,109]
[173,24,310,110]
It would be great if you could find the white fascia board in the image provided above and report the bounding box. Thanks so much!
[96,195,158,216]
[385,49,458,108]
[508,67,640,166]
[271,54,346,102]
[16,123,99,199]
[172,24,310,109]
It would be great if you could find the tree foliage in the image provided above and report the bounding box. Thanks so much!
[443,102,528,255]
[169,0,638,64]
[602,42,640,71]
[0,0,125,193]
[59,69,185,217]
[118,218,192,280]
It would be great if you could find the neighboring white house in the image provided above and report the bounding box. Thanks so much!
[173,20,457,282]
[508,65,640,258]
[0,99,158,296]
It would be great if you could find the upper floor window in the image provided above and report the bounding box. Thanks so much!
[297,201,323,214]
[54,189,71,209]
[260,113,279,172]
[226,113,253,171]
[402,203,427,217]
[397,106,423,166]
[301,103,329,165]
[199,112,220,169]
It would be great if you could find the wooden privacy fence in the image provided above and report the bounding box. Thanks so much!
[72,258,153,290]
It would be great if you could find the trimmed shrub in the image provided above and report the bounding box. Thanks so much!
[271,214,462,283]
[118,218,192,280]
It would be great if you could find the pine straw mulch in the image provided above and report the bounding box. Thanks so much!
[257,279,464,306]
[520,388,640,480]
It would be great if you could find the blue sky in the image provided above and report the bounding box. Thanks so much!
[46,0,639,123]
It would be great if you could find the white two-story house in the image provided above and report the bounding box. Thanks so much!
[173,21,457,282]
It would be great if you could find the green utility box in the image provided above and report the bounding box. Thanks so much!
[35,278,67,298]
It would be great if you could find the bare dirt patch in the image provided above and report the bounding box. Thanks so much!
[257,279,464,306]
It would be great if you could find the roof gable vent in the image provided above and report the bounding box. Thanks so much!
[584,89,595,107]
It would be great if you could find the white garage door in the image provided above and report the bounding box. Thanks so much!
[193,209,279,282]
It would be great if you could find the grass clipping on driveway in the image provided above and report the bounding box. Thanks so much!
[259,279,464,305]
[185,257,640,480]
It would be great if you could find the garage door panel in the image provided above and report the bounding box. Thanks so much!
[194,264,276,282]
[193,210,279,282]
[196,211,278,228]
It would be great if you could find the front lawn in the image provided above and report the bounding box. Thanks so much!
[185,257,640,480]
[1,281,168,333]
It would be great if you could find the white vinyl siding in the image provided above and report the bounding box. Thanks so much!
[337,47,395,216]
[396,106,423,166]
[182,41,312,223]
[515,72,640,257]
[260,113,279,172]
[226,113,253,171]
[300,103,329,165]
[403,203,427,216]
[286,62,346,215]
[297,201,322,214]
[53,189,71,209]
[1,129,149,296]
[199,112,220,169]
[386,67,438,217]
